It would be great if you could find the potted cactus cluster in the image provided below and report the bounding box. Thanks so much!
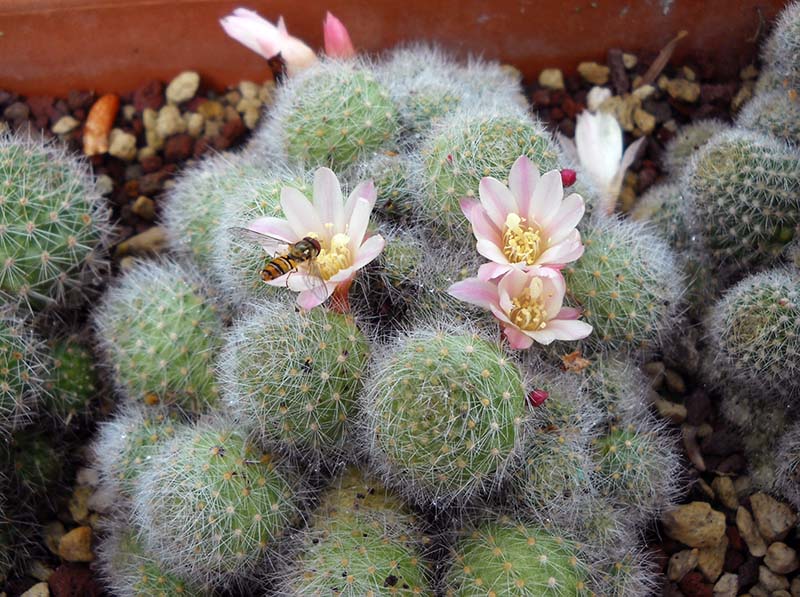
[1,1,800,595]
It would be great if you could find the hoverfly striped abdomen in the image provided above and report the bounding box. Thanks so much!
[261,255,302,281]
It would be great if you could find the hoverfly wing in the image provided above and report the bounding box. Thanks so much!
[227,226,288,256]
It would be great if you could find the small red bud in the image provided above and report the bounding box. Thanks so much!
[560,168,577,187]
[446,154,453,163]
[527,389,549,408]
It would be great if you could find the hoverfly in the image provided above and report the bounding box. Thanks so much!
[228,227,330,301]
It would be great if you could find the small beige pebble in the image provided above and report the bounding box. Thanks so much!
[166,70,200,104]
[243,108,261,130]
[87,485,116,515]
[119,256,137,271]
[633,108,656,135]
[115,226,168,257]
[239,80,260,99]
[682,66,697,81]
[766,542,800,574]
[664,369,686,394]
[711,476,739,510]
[734,475,752,496]
[156,104,186,138]
[538,68,565,90]
[697,478,715,500]
[197,100,224,120]
[122,104,136,121]
[749,585,769,597]
[107,128,137,161]
[644,361,665,385]
[665,78,701,102]
[577,61,610,85]
[145,130,164,151]
[759,564,789,592]
[622,52,638,69]
[655,398,687,423]
[667,548,698,581]
[631,83,656,101]
[204,119,222,139]
[732,86,753,112]
[27,561,53,582]
[713,572,738,597]
[662,502,725,548]
[58,526,94,562]
[259,81,276,104]
[223,105,240,122]
[68,485,92,525]
[137,146,157,162]
[663,118,679,133]
[698,534,728,582]
[142,107,158,130]
[132,195,156,221]
[76,467,99,487]
[500,64,523,81]
[773,591,792,597]
[51,115,79,135]
[236,97,262,115]
[737,506,767,557]
[185,112,204,137]
[20,583,49,597]
[225,90,242,106]
[751,492,797,542]
[791,576,800,596]
[682,424,706,471]
[42,521,65,556]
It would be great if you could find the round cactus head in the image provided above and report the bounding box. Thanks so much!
[684,129,800,272]
[707,267,800,403]
[763,1,800,89]
[221,300,370,463]
[662,119,729,175]
[352,151,415,222]
[737,88,800,146]
[210,166,312,304]
[363,324,526,507]
[0,314,47,434]
[92,404,179,498]
[563,217,684,355]
[97,517,209,597]
[445,516,596,596]
[10,427,66,498]
[413,110,561,239]
[278,467,432,595]
[93,259,223,412]
[133,419,302,584]
[258,59,399,172]
[41,334,98,424]
[0,131,113,311]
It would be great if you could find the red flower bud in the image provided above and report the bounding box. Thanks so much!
[560,168,577,187]
[527,388,549,407]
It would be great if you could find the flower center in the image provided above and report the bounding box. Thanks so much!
[502,213,542,265]
[315,232,351,280]
[509,277,548,331]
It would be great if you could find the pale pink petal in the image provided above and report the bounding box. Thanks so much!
[536,232,584,266]
[478,177,517,228]
[281,39,319,76]
[297,284,336,310]
[350,235,385,270]
[539,270,567,316]
[557,307,582,320]
[265,271,290,287]
[527,327,557,345]
[489,303,513,325]
[528,170,564,228]
[503,325,535,349]
[313,167,345,231]
[476,239,509,265]
[497,268,530,301]
[461,198,502,247]
[539,318,593,341]
[323,12,356,58]
[556,132,579,164]
[545,193,585,244]
[246,217,297,242]
[344,180,376,223]
[276,15,288,35]
[447,278,500,311]
[328,267,357,284]
[576,111,623,191]
[347,197,373,250]
[285,272,319,291]
[478,261,512,281]
[221,9,283,58]
[281,187,325,240]
[508,156,540,216]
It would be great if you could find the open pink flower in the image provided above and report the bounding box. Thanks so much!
[460,156,585,281]
[448,267,592,349]
[246,167,385,310]
[323,12,356,58]
[220,8,317,76]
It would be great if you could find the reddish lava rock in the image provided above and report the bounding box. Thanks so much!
[48,563,102,597]
[132,79,165,112]
[678,571,713,597]
[163,133,194,163]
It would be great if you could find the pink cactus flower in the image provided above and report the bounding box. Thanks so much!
[246,167,385,310]
[459,156,586,281]
[448,267,592,349]
[220,8,317,76]
[323,12,356,58]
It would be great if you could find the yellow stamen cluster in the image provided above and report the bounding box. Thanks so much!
[315,232,352,280]
[502,213,542,265]
[509,277,548,331]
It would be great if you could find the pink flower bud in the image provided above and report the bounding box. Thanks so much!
[323,11,356,58]
[527,389,549,407]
